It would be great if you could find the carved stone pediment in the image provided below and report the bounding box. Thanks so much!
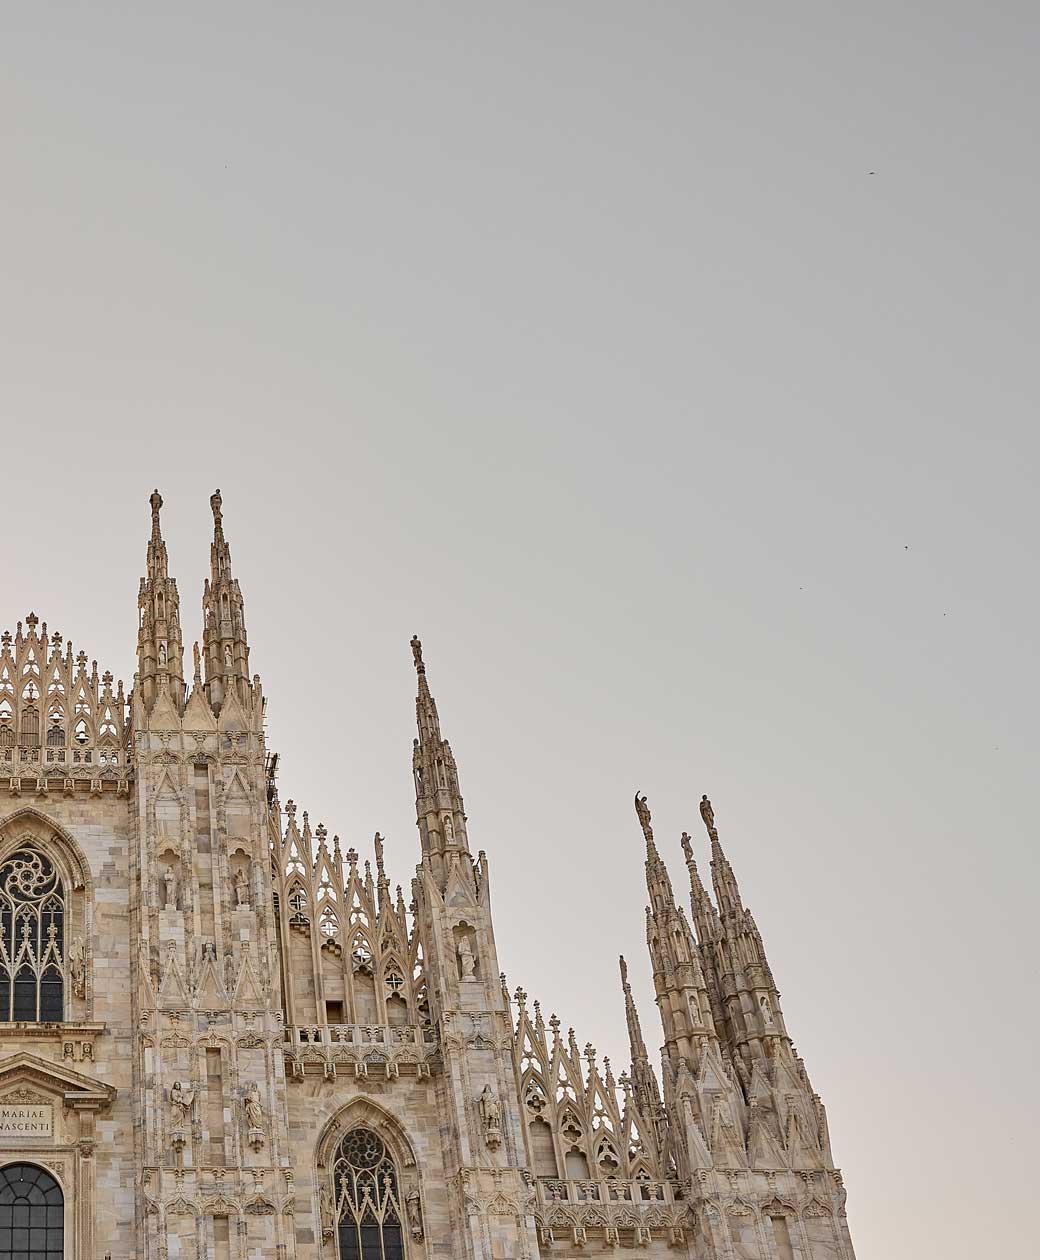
[0,1050,116,1112]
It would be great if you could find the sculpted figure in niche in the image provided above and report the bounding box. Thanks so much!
[479,1083,502,1148]
[234,865,250,908]
[162,864,177,910]
[224,643,234,668]
[69,941,85,999]
[158,641,168,667]
[170,1081,194,1128]
[319,1183,335,1239]
[405,1187,423,1239]
[244,1081,265,1130]
[457,933,477,982]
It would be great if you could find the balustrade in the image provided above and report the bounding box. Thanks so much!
[538,1176,674,1205]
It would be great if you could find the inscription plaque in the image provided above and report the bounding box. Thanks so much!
[0,1104,53,1139]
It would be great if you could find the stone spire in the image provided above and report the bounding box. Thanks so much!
[411,635,469,890]
[202,489,251,711]
[636,792,720,1077]
[619,954,662,1116]
[681,828,728,1044]
[137,489,185,712]
[701,793,743,917]
[699,794,793,1070]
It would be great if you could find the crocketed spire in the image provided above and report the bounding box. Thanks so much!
[411,636,469,889]
[202,489,251,710]
[137,489,184,712]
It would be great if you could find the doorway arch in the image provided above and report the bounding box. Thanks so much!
[0,1163,63,1257]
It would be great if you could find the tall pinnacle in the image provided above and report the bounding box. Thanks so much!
[202,489,251,709]
[700,794,743,916]
[411,635,468,888]
[148,489,166,571]
[137,489,184,711]
[636,791,678,919]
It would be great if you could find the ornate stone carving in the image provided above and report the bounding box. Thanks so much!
[479,1083,502,1149]
[405,1187,423,1240]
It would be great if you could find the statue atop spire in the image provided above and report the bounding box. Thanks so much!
[634,791,654,844]
[150,488,163,541]
[699,793,716,837]
[410,634,425,675]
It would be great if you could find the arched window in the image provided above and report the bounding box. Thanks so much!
[333,1128,405,1260]
[0,849,65,1022]
[0,1163,63,1257]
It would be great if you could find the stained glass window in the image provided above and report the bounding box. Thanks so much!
[334,1128,405,1260]
[0,849,65,1023]
[0,1164,63,1259]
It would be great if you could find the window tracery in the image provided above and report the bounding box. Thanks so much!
[332,1128,405,1260]
[0,848,65,1022]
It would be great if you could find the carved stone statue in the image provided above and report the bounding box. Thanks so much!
[158,641,167,667]
[162,864,177,910]
[69,941,85,999]
[234,866,250,908]
[699,794,715,833]
[479,1083,502,1148]
[457,934,477,982]
[224,643,234,668]
[405,1187,423,1239]
[319,1183,335,1240]
[170,1081,194,1128]
[244,1081,266,1151]
[244,1081,265,1130]
[634,791,653,839]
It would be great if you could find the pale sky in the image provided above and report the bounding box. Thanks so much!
[3,5,1037,1256]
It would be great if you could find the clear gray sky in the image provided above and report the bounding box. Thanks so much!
[3,5,1036,1255]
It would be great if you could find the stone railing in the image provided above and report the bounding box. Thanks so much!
[539,1176,675,1205]
[533,1177,688,1249]
[284,1023,437,1082]
[0,750,130,795]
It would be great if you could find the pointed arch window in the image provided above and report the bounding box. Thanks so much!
[0,849,65,1022]
[333,1128,405,1260]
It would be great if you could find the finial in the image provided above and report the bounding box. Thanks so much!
[149,489,163,538]
[210,489,223,528]
[681,830,693,861]
[634,791,654,844]
[410,634,425,675]
[619,954,629,987]
[699,794,717,837]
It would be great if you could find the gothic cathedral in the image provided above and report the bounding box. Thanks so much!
[0,491,857,1259]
